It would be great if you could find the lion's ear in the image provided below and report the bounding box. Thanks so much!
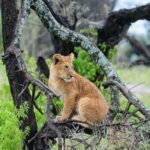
[69,53,74,62]
[52,54,62,65]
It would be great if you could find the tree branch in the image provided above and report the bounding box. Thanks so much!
[103,78,150,120]
[32,0,118,79]
[42,0,76,55]
[13,0,32,45]
[126,35,150,59]
[97,3,150,49]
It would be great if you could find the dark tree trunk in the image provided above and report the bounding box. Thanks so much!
[1,0,37,149]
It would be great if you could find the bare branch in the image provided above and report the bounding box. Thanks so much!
[18,80,29,98]
[103,78,150,120]
[97,3,150,48]
[126,35,150,59]
[26,73,53,97]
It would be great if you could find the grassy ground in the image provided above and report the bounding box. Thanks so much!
[117,65,150,108]
[117,65,150,87]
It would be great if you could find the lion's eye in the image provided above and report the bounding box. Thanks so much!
[65,65,69,69]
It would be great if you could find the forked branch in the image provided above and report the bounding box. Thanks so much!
[103,78,150,120]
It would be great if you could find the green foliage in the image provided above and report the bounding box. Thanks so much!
[1,45,150,149]
[98,42,107,53]
[16,102,29,125]
[80,25,98,36]
[0,98,23,150]
[34,94,46,128]
[0,58,46,149]
[25,52,38,77]
[52,97,64,113]
[0,63,32,150]
[74,47,107,89]
[98,42,117,61]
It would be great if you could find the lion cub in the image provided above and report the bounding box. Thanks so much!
[48,53,109,127]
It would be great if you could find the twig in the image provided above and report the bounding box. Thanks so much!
[120,103,132,120]
[123,109,139,123]
[33,101,43,115]
[118,110,145,122]
[34,92,41,101]
[18,80,29,98]
[71,137,91,149]
[31,85,43,114]
[26,73,53,97]
[32,118,149,143]
[128,82,144,91]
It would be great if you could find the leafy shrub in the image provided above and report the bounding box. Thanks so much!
[34,94,46,128]
[74,47,104,87]
[0,72,31,150]
[0,96,23,150]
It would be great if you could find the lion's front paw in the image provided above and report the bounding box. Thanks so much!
[55,115,66,122]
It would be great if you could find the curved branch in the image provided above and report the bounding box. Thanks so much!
[97,3,150,48]
[41,0,76,55]
[32,0,118,79]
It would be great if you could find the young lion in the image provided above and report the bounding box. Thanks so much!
[48,53,109,127]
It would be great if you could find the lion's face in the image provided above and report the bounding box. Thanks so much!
[51,53,75,82]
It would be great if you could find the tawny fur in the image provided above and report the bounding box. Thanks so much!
[48,53,109,127]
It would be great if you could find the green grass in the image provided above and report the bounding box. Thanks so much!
[117,65,150,109]
[117,65,150,87]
